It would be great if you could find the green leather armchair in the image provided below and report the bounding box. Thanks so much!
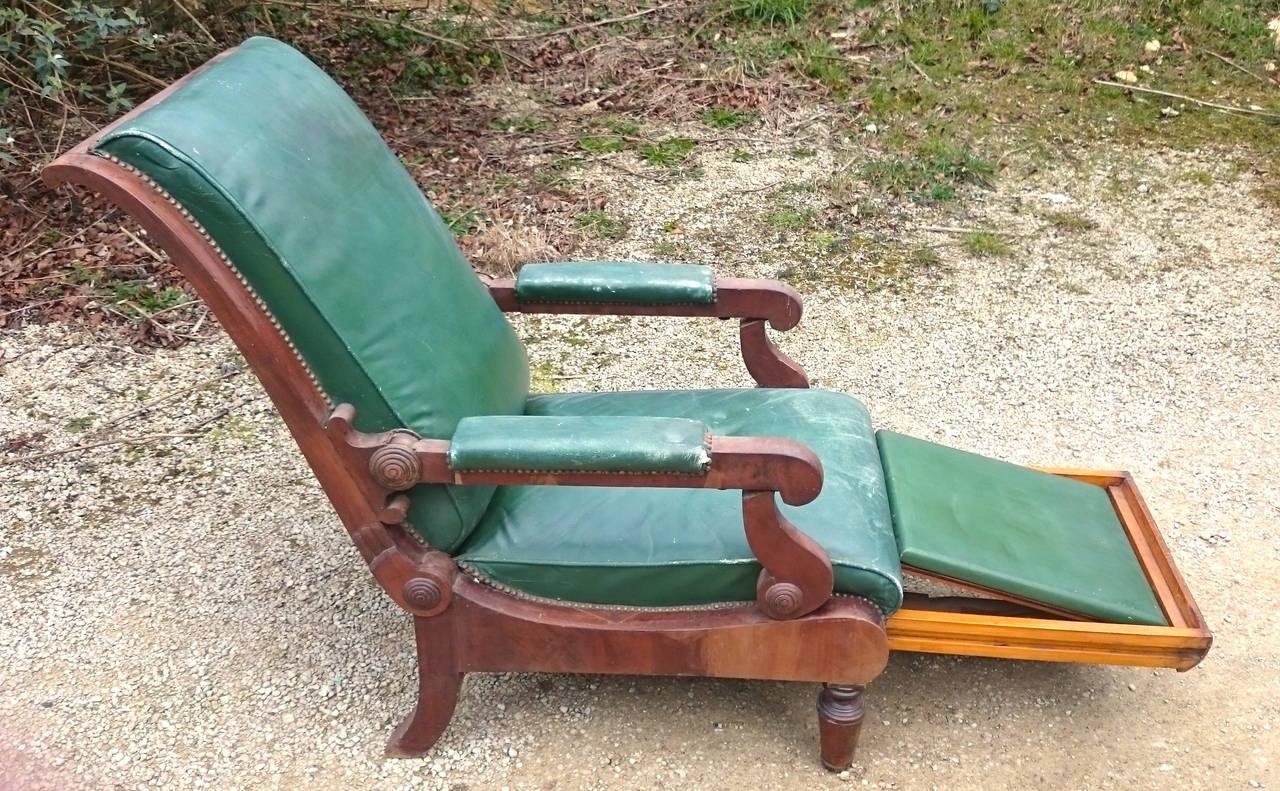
[44,35,1209,775]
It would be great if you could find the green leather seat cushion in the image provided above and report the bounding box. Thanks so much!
[93,37,529,552]
[515,261,715,305]
[456,389,904,614]
[876,431,1165,625]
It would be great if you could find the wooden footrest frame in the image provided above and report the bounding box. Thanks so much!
[887,470,1211,671]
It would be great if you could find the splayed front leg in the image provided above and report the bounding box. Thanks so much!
[386,616,462,758]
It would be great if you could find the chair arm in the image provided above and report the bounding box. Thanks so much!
[485,261,803,331]
[514,261,716,307]
[419,415,821,507]
[448,415,713,476]
[328,405,833,618]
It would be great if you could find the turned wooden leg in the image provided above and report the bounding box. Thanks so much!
[817,683,866,771]
[386,615,462,758]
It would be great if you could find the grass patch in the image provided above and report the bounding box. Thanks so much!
[493,115,551,134]
[441,208,484,236]
[778,236,946,291]
[698,108,759,129]
[854,0,1279,174]
[1254,182,1280,210]
[638,137,697,167]
[729,0,816,28]
[104,283,191,317]
[765,208,816,230]
[1179,170,1215,187]
[576,211,627,240]
[1044,211,1097,231]
[731,148,755,163]
[961,231,1011,257]
[578,135,626,154]
[603,118,643,136]
[64,416,93,433]
[652,239,689,258]
[862,141,996,202]
[910,246,942,267]
[793,40,859,95]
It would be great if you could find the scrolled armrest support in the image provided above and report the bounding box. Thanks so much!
[328,404,833,619]
[483,266,809,388]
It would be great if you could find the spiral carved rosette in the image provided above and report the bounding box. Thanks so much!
[403,577,443,611]
[762,581,804,619]
[370,444,421,491]
[400,572,452,616]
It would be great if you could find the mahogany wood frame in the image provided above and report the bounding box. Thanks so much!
[43,49,1210,772]
[484,275,810,388]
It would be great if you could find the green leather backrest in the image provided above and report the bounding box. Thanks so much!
[95,37,529,551]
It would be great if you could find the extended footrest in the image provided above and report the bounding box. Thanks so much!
[875,432,1210,670]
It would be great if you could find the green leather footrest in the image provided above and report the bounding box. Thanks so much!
[515,261,715,305]
[876,431,1165,625]
[449,415,712,474]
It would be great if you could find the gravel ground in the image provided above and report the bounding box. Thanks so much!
[2,145,1278,790]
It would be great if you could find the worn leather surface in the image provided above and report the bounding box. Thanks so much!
[449,415,712,473]
[515,261,715,304]
[876,431,1166,625]
[457,389,904,613]
[95,37,528,552]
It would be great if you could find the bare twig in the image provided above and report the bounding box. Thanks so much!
[120,227,164,262]
[740,179,787,194]
[82,53,168,89]
[1092,79,1280,119]
[0,298,65,318]
[25,210,117,262]
[486,3,674,42]
[95,367,238,431]
[1206,51,1270,85]
[905,55,936,86]
[918,225,982,234]
[265,1,468,50]
[174,0,218,44]
[1,433,205,466]
[190,307,210,335]
[599,159,664,182]
[145,298,204,320]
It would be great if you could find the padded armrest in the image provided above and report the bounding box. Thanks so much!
[448,415,712,474]
[515,261,715,305]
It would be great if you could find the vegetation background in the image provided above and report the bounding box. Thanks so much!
[2,0,1277,341]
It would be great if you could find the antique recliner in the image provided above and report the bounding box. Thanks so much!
[45,37,1210,771]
